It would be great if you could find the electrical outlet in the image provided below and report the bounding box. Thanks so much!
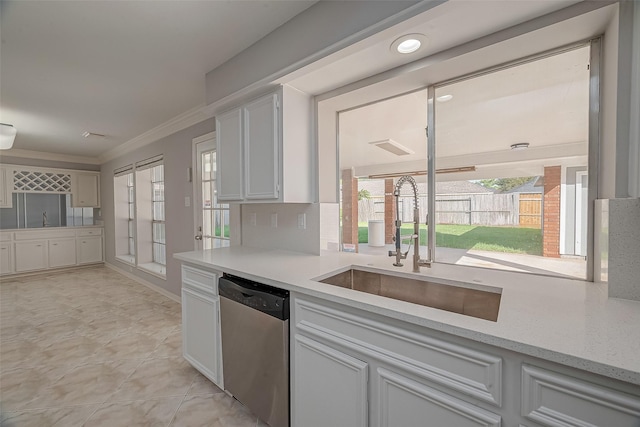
[297,213,306,229]
[184,196,190,207]
[270,213,278,228]
[249,213,257,226]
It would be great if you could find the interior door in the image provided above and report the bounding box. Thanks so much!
[194,135,231,251]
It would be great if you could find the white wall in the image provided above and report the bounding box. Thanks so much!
[240,203,320,255]
[101,119,215,297]
[205,1,428,106]
[629,0,640,198]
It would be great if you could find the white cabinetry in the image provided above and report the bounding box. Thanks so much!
[216,108,243,201]
[244,93,279,200]
[181,265,224,388]
[0,167,12,208]
[0,227,103,276]
[293,335,368,427]
[71,173,100,207]
[291,293,640,427]
[15,241,48,272]
[48,238,77,268]
[77,236,102,264]
[522,365,640,427]
[215,85,312,203]
[292,295,503,427]
[0,242,13,274]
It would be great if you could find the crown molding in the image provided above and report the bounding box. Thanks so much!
[98,103,215,164]
[0,148,101,165]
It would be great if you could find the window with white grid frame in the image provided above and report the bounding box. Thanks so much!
[151,165,166,265]
[127,173,135,256]
[114,167,135,265]
[201,151,230,249]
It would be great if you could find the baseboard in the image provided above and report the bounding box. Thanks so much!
[0,263,104,280]
[105,262,181,303]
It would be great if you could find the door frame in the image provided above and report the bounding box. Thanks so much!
[192,131,242,251]
[192,132,216,251]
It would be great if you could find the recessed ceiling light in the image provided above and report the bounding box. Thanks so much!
[510,142,530,150]
[436,94,453,102]
[390,34,427,55]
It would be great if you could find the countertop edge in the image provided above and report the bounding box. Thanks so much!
[174,250,640,386]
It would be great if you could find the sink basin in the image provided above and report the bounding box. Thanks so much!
[316,268,501,322]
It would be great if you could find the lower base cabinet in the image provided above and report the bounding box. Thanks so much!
[293,335,368,427]
[181,265,223,389]
[291,293,640,427]
[0,243,12,274]
[15,241,47,272]
[49,238,77,268]
[77,236,103,264]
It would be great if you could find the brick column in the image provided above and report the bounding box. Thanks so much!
[341,169,358,252]
[543,166,561,258]
[384,179,396,244]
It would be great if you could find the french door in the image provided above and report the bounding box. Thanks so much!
[194,134,230,250]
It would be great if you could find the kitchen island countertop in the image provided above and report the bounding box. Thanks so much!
[174,246,640,385]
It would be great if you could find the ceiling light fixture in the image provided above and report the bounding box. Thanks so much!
[390,34,427,54]
[510,142,530,150]
[369,139,414,156]
[0,123,17,150]
[436,94,453,102]
[82,131,106,139]
[368,166,476,179]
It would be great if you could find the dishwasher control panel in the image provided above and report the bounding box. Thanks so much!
[219,274,289,320]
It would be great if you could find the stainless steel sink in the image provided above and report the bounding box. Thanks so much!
[316,268,501,322]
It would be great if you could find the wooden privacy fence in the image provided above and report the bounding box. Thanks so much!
[358,193,542,227]
[518,193,542,228]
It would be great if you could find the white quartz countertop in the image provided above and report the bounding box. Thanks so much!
[174,247,640,385]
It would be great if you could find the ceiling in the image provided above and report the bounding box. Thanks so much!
[339,46,590,177]
[0,0,315,159]
[0,0,612,166]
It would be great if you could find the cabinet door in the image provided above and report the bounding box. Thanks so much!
[293,335,368,427]
[244,93,279,200]
[48,238,77,268]
[77,236,103,264]
[216,107,243,201]
[376,368,501,427]
[0,167,11,208]
[15,241,48,272]
[182,287,223,387]
[72,174,100,207]
[0,242,13,274]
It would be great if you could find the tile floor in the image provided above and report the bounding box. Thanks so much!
[0,266,263,427]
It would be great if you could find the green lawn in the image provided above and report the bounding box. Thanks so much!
[358,223,542,255]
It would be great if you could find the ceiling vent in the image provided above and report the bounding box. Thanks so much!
[369,139,414,156]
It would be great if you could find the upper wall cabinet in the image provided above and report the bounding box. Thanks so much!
[0,167,11,208]
[71,173,100,208]
[215,85,313,203]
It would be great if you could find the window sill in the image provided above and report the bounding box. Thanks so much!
[115,254,135,265]
[138,262,167,279]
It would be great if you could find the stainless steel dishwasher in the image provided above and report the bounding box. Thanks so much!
[218,274,289,427]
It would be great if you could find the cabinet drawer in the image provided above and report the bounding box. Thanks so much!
[15,229,76,240]
[522,365,640,427]
[294,297,502,406]
[0,233,12,242]
[182,265,218,295]
[76,227,102,237]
